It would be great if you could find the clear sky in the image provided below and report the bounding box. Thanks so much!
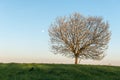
[0,0,120,66]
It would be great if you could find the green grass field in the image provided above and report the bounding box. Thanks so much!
[0,63,120,80]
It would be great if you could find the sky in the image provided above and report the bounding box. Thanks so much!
[0,0,120,66]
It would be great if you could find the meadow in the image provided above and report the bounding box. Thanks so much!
[0,63,120,80]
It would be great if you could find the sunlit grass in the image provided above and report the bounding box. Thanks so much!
[0,63,120,80]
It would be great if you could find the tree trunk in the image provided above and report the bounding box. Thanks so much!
[75,56,78,64]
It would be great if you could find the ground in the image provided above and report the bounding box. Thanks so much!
[0,63,120,80]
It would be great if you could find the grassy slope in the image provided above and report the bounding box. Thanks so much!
[0,63,120,80]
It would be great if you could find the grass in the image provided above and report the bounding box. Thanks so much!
[0,63,120,80]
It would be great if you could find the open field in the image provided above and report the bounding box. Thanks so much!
[0,63,120,80]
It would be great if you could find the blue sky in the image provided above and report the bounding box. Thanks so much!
[0,0,120,65]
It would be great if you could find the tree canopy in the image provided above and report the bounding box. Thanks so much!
[48,13,111,64]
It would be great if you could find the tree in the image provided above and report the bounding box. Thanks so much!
[48,13,111,64]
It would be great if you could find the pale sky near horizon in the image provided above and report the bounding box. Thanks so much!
[0,0,120,66]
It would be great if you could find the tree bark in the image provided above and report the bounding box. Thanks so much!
[75,56,78,64]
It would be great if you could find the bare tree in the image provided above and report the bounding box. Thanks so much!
[48,13,111,64]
